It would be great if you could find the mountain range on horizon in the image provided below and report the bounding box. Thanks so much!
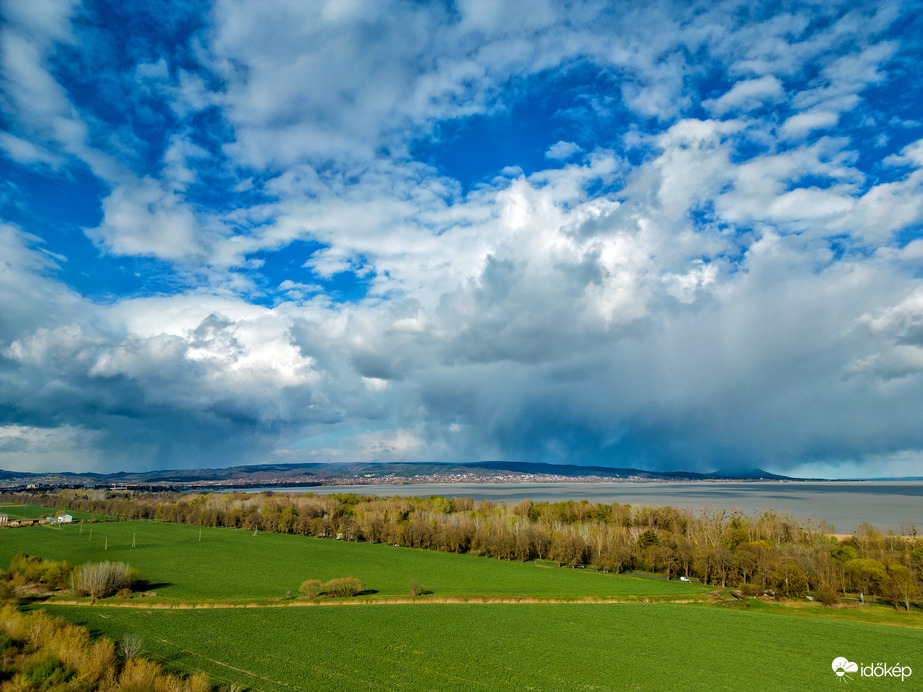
[0,460,806,485]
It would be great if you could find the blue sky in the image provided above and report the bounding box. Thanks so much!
[2,0,923,478]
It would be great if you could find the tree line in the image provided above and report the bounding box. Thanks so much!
[9,489,922,609]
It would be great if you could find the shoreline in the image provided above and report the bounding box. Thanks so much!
[238,480,923,534]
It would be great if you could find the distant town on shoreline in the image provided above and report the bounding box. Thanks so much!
[4,460,919,493]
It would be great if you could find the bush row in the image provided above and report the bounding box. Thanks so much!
[298,577,366,598]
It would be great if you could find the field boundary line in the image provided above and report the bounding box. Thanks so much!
[42,594,707,609]
[40,597,923,630]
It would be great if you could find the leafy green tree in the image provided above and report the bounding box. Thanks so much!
[773,561,809,597]
[636,530,659,549]
[596,540,632,573]
[644,545,678,579]
[551,534,585,568]
[672,536,694,578]
[844,558,888,596]
[733,548,757,585]
[722,527,749,551]
[910,546,923,572]
[829,543,858,563]
[882,565,919,611]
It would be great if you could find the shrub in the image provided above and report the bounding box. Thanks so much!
[0,604,207,691]
[0,580,14,603]
[0,603,30,642]
[9,553,36,578]
[323,577,366,598]
[738,583,760,597]
[409,579,423,597]
[299,579,323,598]
[300,577,367,597]
[42,560,73,589]
[119,633,144,659]
[46,624,92,674]
[8,553,72,589]
[119,656,162,692]
[184,671,213,692]
[72,562,138,598]
[815,584,839,607]
[25,609,58,649]
[78,639,118,687]
[23,655,73,685]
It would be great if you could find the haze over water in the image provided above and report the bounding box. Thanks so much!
[249,481,923,534]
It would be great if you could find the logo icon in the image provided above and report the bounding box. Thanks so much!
[833,657,858,682]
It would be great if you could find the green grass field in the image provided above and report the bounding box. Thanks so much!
[40,603,920,691]
[0,519,704,600]
[4,512,921,691]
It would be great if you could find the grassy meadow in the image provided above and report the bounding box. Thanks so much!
[42,603,921,691]
[2,508,921,690]
[0,519,703,601]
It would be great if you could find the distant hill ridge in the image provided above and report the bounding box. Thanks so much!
[0,460,796,484]
[468,461,793,480]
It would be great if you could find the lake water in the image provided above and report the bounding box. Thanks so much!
[243,481,923,533]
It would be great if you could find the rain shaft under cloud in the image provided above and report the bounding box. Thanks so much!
[1,0,923,477]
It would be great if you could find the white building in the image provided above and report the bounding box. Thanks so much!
[57,514,73,523]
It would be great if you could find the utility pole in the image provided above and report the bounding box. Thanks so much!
[132,533,136,548]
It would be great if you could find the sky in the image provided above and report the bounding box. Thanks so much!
[1,0,922,479]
